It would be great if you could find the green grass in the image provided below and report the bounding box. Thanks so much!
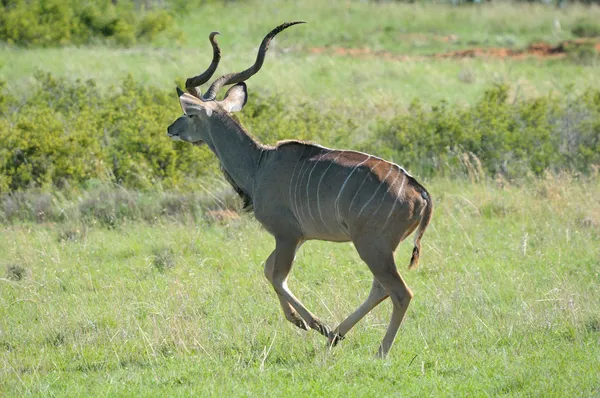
[2,45,598,120]
[1,177,599,396]
[2,1,600,114]
[1,1,600,395]
[172,0,599,52]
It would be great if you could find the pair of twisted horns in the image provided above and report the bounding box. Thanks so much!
[184,21,305,101]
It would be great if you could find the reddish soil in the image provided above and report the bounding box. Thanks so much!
[308,39,600,61]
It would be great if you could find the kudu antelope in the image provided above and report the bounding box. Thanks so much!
[167,22,433,357]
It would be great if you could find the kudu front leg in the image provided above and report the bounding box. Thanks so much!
[266,238,334,339]
[264,250,308,331]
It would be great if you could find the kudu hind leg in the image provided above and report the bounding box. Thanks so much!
[264,250,308,331]
[355,242,413,357]
[329,278,388,347]
[267,238,334,339]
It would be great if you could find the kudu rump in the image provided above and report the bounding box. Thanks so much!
[167,22,433,357]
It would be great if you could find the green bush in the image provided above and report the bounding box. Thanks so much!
[368,84,600,178]
[0,73,205,192]
[238,94,357,147]
[571,18,600,38]
[0,73,356,193]
[565,42,599,65]
[0,0,176,47]
[0,80,7,114]
[1,75,599,195]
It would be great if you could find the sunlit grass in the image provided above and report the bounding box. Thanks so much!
[2,1,600,116]
[1,176,599,396]
[2,45,598,118]
[173,0,600,53]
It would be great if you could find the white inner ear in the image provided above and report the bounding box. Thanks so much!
[179,94,212,117]
[220,84,247,112]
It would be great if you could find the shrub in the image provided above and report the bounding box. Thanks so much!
[0,0,177,47]
[0,73,357,194]
[368,84,600,178]
[0,80,7,115]
[571,19,600,38]
[565,42,599,66]
[1,74,599,195]
[1,74,600,224]
[0,73,202,192]
[238,93,357,147]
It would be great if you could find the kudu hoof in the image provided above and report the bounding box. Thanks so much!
[327,333,345,348]
[294,318,309,331]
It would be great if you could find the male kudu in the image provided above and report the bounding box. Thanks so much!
[167,22,433,357]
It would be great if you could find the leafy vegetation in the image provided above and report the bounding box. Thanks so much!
[1,75,598,195]
[0,73,209,192]
[571,17,600,38]
[0,73,355,193]
[0,0,176,46]
[369,84,600,178]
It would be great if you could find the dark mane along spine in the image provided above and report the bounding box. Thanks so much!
[220,165,253,212]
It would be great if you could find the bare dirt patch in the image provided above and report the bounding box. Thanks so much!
[308,39,600,61]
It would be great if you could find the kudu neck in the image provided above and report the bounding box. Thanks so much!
[204,113,265,196]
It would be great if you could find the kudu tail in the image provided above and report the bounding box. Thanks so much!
[408,189,433,270]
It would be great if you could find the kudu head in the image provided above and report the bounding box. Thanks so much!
[167,21,305,144]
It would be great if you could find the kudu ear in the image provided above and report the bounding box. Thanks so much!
[178,88,213,117]
[218,83,248,113]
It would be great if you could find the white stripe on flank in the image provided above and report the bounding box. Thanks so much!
[357,163,394,219]
[289,147,307,219]
[306,152,330,224]
[293,151,310,221]
[295,153,314,223]
[372,166,401,215]
[347,159,381,219]
[317,151,344,230]
[386,167,402,196]
[381,173,406,230]
[397,171,407,196]
[335,155,371,222]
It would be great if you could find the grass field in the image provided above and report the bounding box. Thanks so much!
[1,177,599,396]
[2,0,600,396]
[2,1,600,114]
